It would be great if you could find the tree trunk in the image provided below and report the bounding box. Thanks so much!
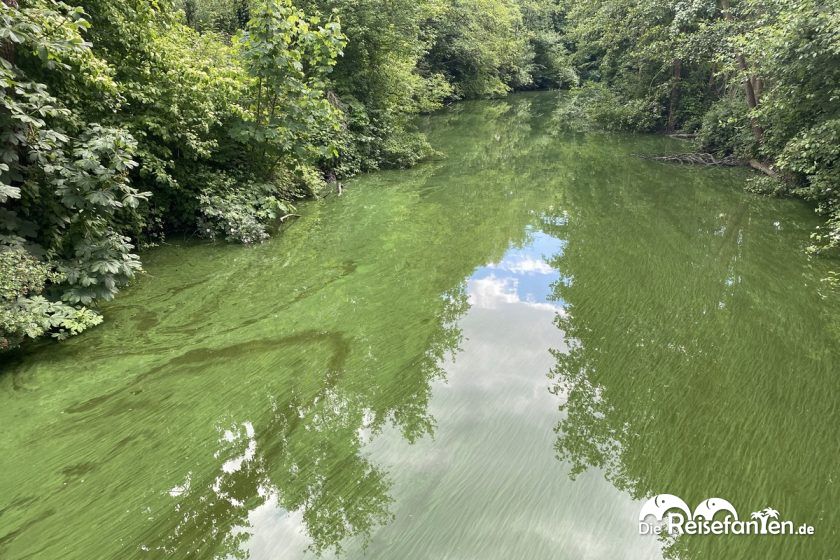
[666,59,682,133]
[735,54,759,109]
[720,0,764,143]
[753,76,763,101]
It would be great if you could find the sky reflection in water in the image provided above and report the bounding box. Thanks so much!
[238,227,659,560]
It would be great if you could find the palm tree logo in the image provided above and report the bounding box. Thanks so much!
[751,507,780,533]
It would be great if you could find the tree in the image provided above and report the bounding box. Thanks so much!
[236,0,346,175]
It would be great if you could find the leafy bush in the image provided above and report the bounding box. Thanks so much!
[197,173,295,244]
[554,83,660,132]
[778,119,840,253]
[698,97,757,159]
[0,246,102,350]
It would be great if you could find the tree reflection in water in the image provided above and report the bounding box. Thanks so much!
[540,168,840,558]
[138,287,469,559]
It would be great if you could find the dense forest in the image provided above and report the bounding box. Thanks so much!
[1,0,838,349]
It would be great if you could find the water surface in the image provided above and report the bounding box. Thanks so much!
[2,92,838,559]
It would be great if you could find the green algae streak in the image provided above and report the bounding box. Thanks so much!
[1,92,838,559]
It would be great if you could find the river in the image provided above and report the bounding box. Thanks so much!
[1,92,838,559]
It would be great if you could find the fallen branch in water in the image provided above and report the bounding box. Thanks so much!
[279,213,300,222]
[668,132,699,140]
[637,152,741,166]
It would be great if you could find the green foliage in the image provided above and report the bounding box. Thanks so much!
[196,170,300,244]
[744,174,787,196]
[518,0,579,88]
[743,0,840,251]
[1,0,352,349]
[179,0,251,34]
[553,0,840,253]
[782,120,840,252]
[426,0,533,97]
[380,130,438,169]
[180,0,575,176]
[1,1,144,314]
[698,97,755,157]
[568,82,661,131]
[0,246,102,350]
[296,0,450,175]
[235,0,346,173]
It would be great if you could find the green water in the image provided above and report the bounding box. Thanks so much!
[2,92,838,559]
